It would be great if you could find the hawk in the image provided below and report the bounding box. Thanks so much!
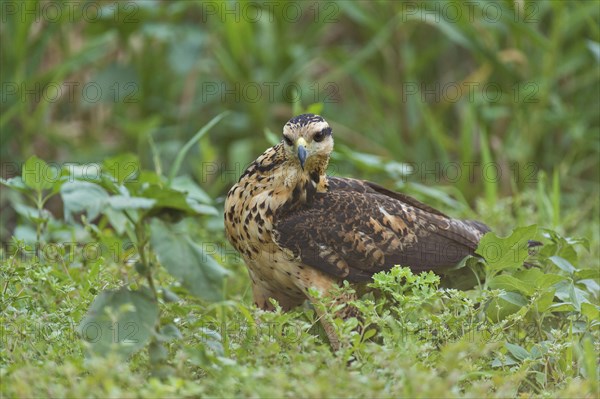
[224,114,489,344]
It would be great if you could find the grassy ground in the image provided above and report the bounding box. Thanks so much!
[1,1,599,398]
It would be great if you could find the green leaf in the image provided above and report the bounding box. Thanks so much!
[475,225,537,271]
[575,268,600,281]
[586,39,600,62]
[103,207,130,235]
[13,203,53,222]
[505,342,530,362]
[0,176,29,193]
[60,181,109,222]
[486,295,525,322]
[22,155,59,191]
[155,323,183,342]
[489,275,534,296]
[499,292,528,307]
[149,218,229,301]
[547,303,576,312]
[578,279,599,299]
[186,201,219,216]
[102,153,140,184]
[549,256,578,274]
[534,290,556,313]
[148,340,168,364]
[514,269,565,291]
[107,195,156,210]
[554,281,590,311]
[170,175,212,204]
[77,287,159,357]
[161,287,181,303]
[170,175,218,215]
[581,303,600,323]
[142,185,197,214]
[491,355,519,367]
[61,162,102,181]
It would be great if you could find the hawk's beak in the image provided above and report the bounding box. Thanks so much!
[296,137,308,170]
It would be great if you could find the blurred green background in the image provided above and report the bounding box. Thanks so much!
[1,0,599,243]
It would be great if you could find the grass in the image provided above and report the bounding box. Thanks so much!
[1,1,599,398]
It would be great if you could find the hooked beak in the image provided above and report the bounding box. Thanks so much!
[296,137,308,170]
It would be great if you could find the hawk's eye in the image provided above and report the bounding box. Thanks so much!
[283,135,293,146]
[313,128,329,143]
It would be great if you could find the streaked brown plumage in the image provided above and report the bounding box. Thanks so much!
[224,114,489,345]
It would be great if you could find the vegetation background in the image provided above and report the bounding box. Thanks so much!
[1,1,598,397]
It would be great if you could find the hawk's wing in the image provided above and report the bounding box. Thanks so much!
[273,177,489,282]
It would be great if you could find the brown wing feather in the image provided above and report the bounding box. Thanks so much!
[273,177,489,282]
[327,177,450,218]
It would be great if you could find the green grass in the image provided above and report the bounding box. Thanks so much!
[1,1,599,397]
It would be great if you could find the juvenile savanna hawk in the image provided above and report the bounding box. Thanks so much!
[224,114,490,345]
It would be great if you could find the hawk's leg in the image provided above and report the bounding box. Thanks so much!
[293,274,362,351]
[251,282,304,311]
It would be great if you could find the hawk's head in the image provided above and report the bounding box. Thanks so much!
[282,114,333,172]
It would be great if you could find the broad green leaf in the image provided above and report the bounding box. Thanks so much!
[534,290,556,313]
[514,269,564,291]
[0,176,29,193]
[149,218,229,301]
[13,203,52,222]
[103,153,140,184]
[475,225,537,271]
[186,201,219,216]
[578,279,599,299]
[136,170,164,186]
[148,340,168,364]
[486,295,524,321]
[161,287,181,303]
[581,303,600,323]
[198,327,224,356]
[61,162,102,181]
[22,155,58,191]
[491,355,519,367]
[549,256,578,274]
[142,185,197,214]
[60,181,109,222]
[554,280,590,311]
[547,303,576,312]
[103,207,130,235]
[586,39,600,62]
[107,195,156,210]
[170,175,218,215]
[489,275,534,296]
[575,268,600,281]
[170,175,212,204]
[505,342,530,362]
[499,291,528,307]
[77,287,159,357]
[155,323,183,342]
